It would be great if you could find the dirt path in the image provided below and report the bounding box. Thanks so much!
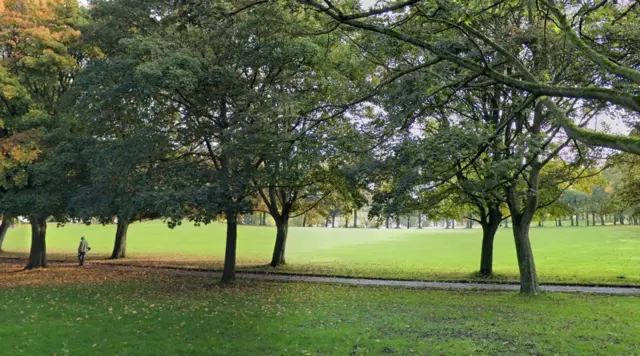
[87,263,640,295]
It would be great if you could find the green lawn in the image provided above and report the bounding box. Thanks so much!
[1,274,639,355]
[2,221,640,285]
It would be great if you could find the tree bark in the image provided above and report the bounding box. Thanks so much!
[558,218,562,227]
[620,215,625,225]
[270,217,289,267]
[385,216,390,229]
[110,218,130,259]
[396,217,400,228]
[302,214,307,227]
[221,211,238,283]
[600,214,605,226]
[0,216,12,252]
[586,212,590,226]
[445,219,451,229]
[418,214,422,229]
[345,215,350,228]
[331,212,336,228]
[576,214,580,226]
[570,215,574,226]
[511,215,540,295]
[406,216,410,229]
[25,216,47,270]
[353,209,358,228]
[479,210,502,276]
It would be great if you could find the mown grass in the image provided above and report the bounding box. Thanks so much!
[2,221,640,286]
[1,267,639,355]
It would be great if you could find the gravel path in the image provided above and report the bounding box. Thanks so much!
[99,264,640,295]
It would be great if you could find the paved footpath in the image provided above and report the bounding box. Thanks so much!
[96,264,640,295]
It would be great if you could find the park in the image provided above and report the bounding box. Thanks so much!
[1,0,640,354]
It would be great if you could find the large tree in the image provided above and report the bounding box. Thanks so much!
[0,0,86,268]
[299,0,640,154]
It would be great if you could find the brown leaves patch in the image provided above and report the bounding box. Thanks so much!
[0,263,152,287]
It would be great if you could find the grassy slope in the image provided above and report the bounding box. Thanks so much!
[1,275,639,355]
[2,221,640,285]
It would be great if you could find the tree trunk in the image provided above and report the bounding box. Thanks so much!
[504,220,509,228]
[270,217,289,267]
[512,215,540,295]
[620,215,625,225]
[586,212,590,226]
[385,216,390,229]
[479,210,501,276]
[570,215,574,226]
[406,216,410,229]
[25,216,47,270]
[221,211,238,283]
[445,219,451,229]
[600,214,605,226]
[576,214,580,226]
[353,209,358,228]
[302,214,307,227]
[418,215,422,229]
[345,216,350,228]
[614,215,618,225]
[0,216,12,252]
[452,220,455,229]
[110,218,130,259]
[396,218,400,228]
[558,218,562,227]
[538,220,542,227]
[331,212,336,228]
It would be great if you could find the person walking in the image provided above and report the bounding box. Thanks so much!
[78,236,91,266]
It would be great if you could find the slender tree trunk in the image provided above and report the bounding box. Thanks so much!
[0,216,12,252]
[396,218,400,229]
[620,215,625,225]
[576,214,580,226]
[511,215,540,295]
[25,216,47,270]
[479,210,502,276]
[406,216,410,229]
[418,214,422,229]
[221,211,238,283]
[586,212,590,226]
[570,215,574,226]
[504,220,509,228]
[452,220,455,229]
[110,218,130,259]
[385,216,390,229]
[353,209,358,228]
[270,217,289,267]
[331,212,336,228]
[538,220,542,227]
[614,215,618,225]
[445,219,451,229]
[302,214,307,227]
[345,216,350,228]
[558,218,562,227]
[600,214,605,226]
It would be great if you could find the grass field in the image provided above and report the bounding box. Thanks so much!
[2,221,640,285]
[1,266,639,355]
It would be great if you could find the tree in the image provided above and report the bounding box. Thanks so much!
[83,0,371,282]
[300,0,640,154]
[0,0,86,269]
